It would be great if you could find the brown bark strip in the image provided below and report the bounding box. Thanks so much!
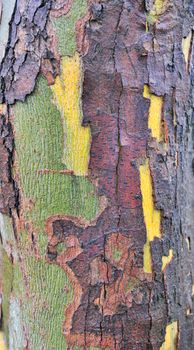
[50,0,73,18]
[0,105,17,215]
[46,1,158,348]
[44,1,194,349]
[0,0,53,104]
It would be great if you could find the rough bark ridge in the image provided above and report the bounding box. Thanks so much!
[0,0,194,349]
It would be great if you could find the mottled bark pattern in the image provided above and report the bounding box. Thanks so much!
[0,0,194,349]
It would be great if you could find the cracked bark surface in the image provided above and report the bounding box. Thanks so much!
[0,0,194,349]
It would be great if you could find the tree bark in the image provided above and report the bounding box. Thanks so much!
[0,0,194,349]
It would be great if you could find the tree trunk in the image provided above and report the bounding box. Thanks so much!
[0,0,193,349]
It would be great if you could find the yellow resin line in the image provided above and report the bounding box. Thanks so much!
[186,308,192,316]
[0,104,6,115]
[182,31,192,69]
[146,0,165,25]
[155,0,164,14]
[192,285,194,296]
[162,249,173,271]
[143,85,163,142]
[51,53,91,176]
[139,159,161,273]
[0,333,6,350]
[160,322,178,350]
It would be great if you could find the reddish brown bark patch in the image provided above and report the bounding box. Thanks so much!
[0,108,17,214]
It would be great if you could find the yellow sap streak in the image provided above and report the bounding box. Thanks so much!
[160,322,178,350]
[0,104,6,115]
[192,285,194,295]
[143,85,163,142]
[0,333,6,350]
[162,249,173,271]
[139,159,161,273]
[182,31,192,69]
[51,53,91,176]
[186,308,192,316]
[155,0,164,14]
[146,0,164,25]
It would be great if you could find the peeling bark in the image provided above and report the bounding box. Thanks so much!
[0,0,194,349]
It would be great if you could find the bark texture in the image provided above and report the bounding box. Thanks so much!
[0,0,194,349]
